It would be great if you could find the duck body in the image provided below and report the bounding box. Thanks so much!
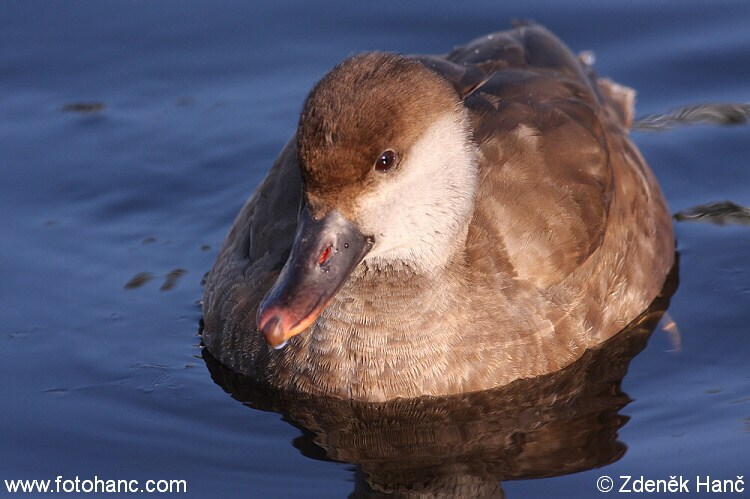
[202,23,674,402]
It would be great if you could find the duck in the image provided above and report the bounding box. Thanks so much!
[201,22,674,402]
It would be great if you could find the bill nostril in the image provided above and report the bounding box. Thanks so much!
[318,245,333,265]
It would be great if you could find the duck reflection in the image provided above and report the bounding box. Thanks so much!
[203,262,677,498]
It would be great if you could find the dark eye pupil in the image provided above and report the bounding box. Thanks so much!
[376,150,396,172]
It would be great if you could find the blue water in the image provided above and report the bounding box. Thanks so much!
[1,1,748,497]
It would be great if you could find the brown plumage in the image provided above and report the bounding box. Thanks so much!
[205,281,676,495]
[202,23,674,402]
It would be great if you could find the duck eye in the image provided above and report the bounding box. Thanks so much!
[375,149,398,173]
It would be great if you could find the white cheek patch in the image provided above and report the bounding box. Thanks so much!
[355,111,479,272]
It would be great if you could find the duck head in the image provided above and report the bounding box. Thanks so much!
[257,52,480,348]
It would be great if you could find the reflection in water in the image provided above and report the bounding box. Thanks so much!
[203,262,677,498]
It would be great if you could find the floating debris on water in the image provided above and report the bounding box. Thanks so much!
[160,269,187,291]
[633,103,750,132]
[124,272,154,289]
[674,201,750,226]
[578,50,596,66]
[61,102,105,114]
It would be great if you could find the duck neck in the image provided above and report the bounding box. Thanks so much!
[328,233,470,336]
[292,246,470,400]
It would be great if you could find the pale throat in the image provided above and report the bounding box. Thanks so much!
[354,111,480,274]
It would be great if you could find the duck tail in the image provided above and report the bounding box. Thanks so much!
[597,77,636,129]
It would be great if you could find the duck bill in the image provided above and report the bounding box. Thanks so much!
[257,207,373,348]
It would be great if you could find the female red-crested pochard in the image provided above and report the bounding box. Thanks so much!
[202,23,674,402]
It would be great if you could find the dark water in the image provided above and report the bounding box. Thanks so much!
[1,1,748,497]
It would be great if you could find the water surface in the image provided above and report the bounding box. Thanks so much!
[1,1,748,497]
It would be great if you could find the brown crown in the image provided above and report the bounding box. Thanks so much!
[296,52,459,214]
